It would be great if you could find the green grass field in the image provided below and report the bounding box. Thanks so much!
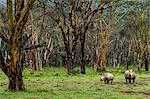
[0,66,150,99]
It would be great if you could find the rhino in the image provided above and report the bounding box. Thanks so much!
[125,70,136,84]
[100,72,114,84]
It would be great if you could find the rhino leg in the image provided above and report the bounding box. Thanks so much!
[125,77,128,84]
[107,80,109,84]
[110,80,113,84]
[132,77,135,84]
[104,80,107,84]
[129,78,131,83]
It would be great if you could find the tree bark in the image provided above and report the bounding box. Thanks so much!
[80,35,85,74]
[133,50,137,66]
[144,45,149,71]
[60,27,74,75]
[144,54,149,71]
[8,67,24,91]
[9,38,24,91]
[138,49,142,71]
[0,0,36,91]
[66,54,73,75]
[0,50,24,91]
[126,40,132,70]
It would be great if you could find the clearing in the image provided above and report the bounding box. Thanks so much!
[0,67,150,99]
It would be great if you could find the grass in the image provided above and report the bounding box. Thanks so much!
[0,66,150,99]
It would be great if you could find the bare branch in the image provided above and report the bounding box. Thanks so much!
[0,32,10,43]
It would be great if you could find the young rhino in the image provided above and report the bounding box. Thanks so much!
[125,70,136,84]
[100,72,114,84]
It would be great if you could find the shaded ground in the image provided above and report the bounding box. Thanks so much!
[0,67,150,99]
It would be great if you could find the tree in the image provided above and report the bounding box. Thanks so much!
[124,0,149,71]
[43,0,105,74]
[0,0,35,91]
[79,0,105,74]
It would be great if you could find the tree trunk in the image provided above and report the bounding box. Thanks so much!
[35,48,42,70]
[133,51,137,66]
[80,42,85,74]
[101,52,107,71]
[0,0,36,91]
[96,46,101,71]
[27,49,36,72]
[138,51,142,71]
[63,41,73,75]
[35,28,42,70]
[113,53,116,68]
[71,32,78,73]
[144,49,149,71]
[137,40,145,71]
[8,38,24,91]
[144,55,149,71]
[8,68,24,91]
[66,55,73,75]
[126,40,132,70]
[99,30,108,71]
[0,49,24,91]
[80,33,86,74]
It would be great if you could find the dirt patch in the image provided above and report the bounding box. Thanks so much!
[137,77,150,86]
[143,91,150,95]
[120,90,142,95]
[139,77,150,81]
[121,90,150,96]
